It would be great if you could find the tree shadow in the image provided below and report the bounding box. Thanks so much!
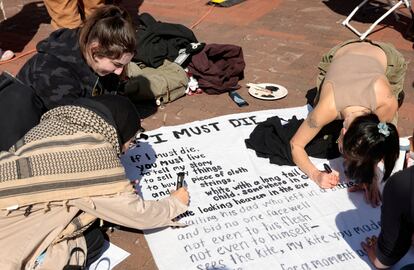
[0,1,50,53]
[322,0,413,40]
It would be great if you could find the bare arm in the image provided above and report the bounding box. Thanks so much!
[374,77,398,123]
[290,88,338,187]
[73,191,189,230]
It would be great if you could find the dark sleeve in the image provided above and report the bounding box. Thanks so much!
[18,54,86,109]
[376,168,414,266]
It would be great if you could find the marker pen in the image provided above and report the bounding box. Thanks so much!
[323,163,332,173]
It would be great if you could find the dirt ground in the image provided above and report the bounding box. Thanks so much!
[1,0,413,269]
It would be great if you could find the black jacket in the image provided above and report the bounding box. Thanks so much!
[17,28,108,110]
[245,116,341,165]
[134,13,198,68]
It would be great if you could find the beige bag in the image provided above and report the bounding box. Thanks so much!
[124,60,188,104]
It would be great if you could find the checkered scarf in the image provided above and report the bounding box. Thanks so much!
[0,105,132,209]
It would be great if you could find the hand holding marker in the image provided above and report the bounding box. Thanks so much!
[176,172,186,189]
[321,163,339,187]
[172,172,189,206]
[323,163,332,173]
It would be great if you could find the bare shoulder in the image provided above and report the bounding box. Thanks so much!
[307,90,337,128]
[374,76,392,94]
[374,76,396,104]
[374,76,397,122]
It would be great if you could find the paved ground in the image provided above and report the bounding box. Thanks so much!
[1,0,413,269]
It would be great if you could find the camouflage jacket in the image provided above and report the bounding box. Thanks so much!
[17,28,118,110]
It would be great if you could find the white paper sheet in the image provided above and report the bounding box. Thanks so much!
[88,240,130,270]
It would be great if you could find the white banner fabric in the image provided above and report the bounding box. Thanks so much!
[122,106,414,270]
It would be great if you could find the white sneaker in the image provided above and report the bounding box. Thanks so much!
[0,49,14,61]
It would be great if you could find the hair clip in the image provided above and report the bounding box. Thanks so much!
[377,122,390,137]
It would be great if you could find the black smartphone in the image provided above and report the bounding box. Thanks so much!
[176,172,186,189]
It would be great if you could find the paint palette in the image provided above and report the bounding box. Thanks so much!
[247,83,288,100]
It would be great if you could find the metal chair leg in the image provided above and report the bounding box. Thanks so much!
[360,0,405,39]
[342,0,411,40]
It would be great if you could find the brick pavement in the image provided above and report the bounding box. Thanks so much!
[0,0,413,269]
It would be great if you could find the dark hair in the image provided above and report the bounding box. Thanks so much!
[79,5,136,60]
[342,113,399,184]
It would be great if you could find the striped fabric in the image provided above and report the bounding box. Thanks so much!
[0,106,132,209]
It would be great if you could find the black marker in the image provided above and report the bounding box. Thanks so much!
[323,163,332,173]
[176,172,186,189]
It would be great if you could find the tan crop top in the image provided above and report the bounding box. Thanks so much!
[324,54,386,116]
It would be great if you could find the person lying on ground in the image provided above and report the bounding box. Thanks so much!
[290,39,406,206]
[0,95,189,269]
[0,4,136,151]
[361,165,414,269]
[17,4,135,108]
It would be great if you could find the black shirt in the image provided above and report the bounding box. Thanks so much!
[376,166,414,266]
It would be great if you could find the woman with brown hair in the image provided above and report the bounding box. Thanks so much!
[17,4,136,108]
[0,5,136,151]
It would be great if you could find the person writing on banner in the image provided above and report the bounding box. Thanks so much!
[360,165,414,269]
[0,95,190,269]
[0,4,136,151]
[290,39,406,206]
